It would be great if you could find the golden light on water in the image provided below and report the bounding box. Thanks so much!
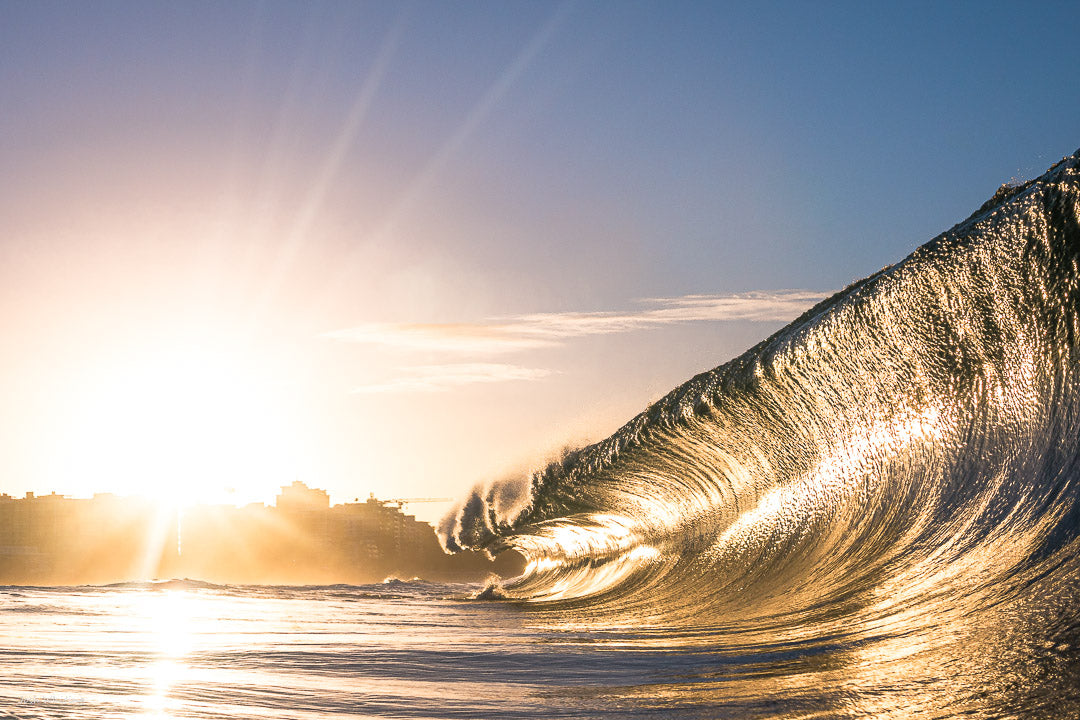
[140,592,194,719]
[102,589,199,719]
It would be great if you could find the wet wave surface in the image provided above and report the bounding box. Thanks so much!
[438,149,1080,716]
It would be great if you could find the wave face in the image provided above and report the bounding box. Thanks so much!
[443,149,1080,635]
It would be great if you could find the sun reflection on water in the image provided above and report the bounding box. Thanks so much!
[131,590,196,719]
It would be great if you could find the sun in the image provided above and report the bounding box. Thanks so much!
[52,339,305,509]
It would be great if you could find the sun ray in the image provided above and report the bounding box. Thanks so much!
[316,1,575,314]
[250,11,407,329]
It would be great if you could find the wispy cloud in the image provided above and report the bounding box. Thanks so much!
[325,323,555,355]
[325,290,829,355]
[351,363,553,394]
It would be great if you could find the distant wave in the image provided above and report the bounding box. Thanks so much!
[50,578,455,602]
[100,578,228,592]
[442,149,1080,627]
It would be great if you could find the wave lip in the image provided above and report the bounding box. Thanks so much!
[442,148,1080,610]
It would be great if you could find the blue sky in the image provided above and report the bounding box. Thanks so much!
[1,1,1078,517]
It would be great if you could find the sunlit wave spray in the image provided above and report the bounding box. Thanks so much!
[442,150,1080,630]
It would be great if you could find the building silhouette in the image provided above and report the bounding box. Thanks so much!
[0,484,521,585]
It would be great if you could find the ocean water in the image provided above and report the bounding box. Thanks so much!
[2,580,675,720]
[4,578,926,720]
[5,152,1080,720]
[2,570,1078,720]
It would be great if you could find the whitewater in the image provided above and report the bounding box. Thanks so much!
[4,150,1079,719]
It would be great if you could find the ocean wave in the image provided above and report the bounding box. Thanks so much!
[442,149,1080,622]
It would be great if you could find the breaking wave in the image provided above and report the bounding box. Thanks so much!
[442,150,1080,633]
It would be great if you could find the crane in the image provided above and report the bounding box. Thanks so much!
[385,497,453,510]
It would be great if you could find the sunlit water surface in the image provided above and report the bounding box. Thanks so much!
[0,581,596,720]
[1,576,1078,720]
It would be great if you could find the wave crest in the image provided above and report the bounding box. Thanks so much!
[441,150,1080,614]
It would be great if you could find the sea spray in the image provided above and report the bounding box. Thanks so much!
[442,150,1080,618]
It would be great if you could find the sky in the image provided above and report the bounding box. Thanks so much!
[1,1,1078,522]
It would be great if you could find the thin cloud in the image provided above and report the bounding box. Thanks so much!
[351,363,553,394]
[325,323,555,355]
[325,290,829,355]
